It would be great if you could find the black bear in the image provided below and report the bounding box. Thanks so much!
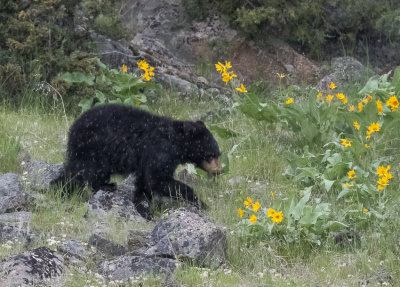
[60,104,222,217]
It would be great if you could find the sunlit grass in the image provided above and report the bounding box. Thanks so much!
[0,83,399,286]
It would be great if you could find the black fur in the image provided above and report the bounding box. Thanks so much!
[59,104,220,217]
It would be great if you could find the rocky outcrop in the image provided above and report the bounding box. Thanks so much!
[98,254,180,282]
[94,0,320,94]
[0,173,33,213]
[0,247,65,287]
[20,161,64,191]
[0,159,227,285]
[146,207,227,266]
[318,56,376,92]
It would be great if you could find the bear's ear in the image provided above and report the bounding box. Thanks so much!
[196,120,206,127]
[182,121,206,136]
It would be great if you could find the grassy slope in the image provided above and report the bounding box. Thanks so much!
[0,89,398,286]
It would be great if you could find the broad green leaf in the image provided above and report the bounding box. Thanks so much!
[322,220,348,231]
[95,91,106,104]
[290,188,311,220]
[326,153,342,166]
[60,72,95,85]
[391,66,400,92]
[337,188,349,200]
[322,178,335,192]
[210,126,239,139]
[78,98,94,113]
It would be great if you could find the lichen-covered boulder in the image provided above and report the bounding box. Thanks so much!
[318,56,376,92]
[0,173,32,214]
[20,160,64,191]
[145,207,227,266]
[0,222,35,245]
[0,247,65,286]
[58,239,94,261]
[88,234,128,258]
[87,188,145,222]
[98,253,180,282]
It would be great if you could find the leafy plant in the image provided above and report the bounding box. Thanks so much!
[234,66,400,245]
[60,60,159,113]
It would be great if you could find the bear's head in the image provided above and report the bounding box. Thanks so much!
[181,121,223,175]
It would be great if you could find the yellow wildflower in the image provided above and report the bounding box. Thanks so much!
[353,121,360,131]
[238,208,244,218]
[236,83,247,93]
[341,97,348,104]
[336,93,345,100]
[277,73,286,78]
[348,170,356,179]
[244,197,253,209]
[377,176,389,186]
[366,130,372,139]
[326,94,334,103]
[376,100,383,114]
[349,105,355,112]
[137,59,154,81]
[363,208,368,212]
[386,95,399,111]
[249,214,257,224]
[367,122,380,133]
[344,182,353,188]
[252,201,261,212]
[225,61,232,69]
[376,165,391,177]
[286,98,293,104]
[271,211,283,223]
[365,144,370,148]
[122,64,127,73]
[378,185,384,191]
[317,92,323,101]
[340,139,351,147]
[222,71,237,84]
[329,82,336,90]
[137,60,148,70]
[148,66,155,77]
[267,208,276,218]
[215,62,225,73]
[358,102,363,112]
[362,94,372,104]
[270,190,274,198]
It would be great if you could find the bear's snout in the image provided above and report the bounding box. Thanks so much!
[200,158,224,175]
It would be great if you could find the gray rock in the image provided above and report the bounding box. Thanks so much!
[0,247,65,286]
[98,253,181,282]
[88,234,128,258]
[91,32,139,70]
[0,211,32,224]
[0,222,34,245]
[86,186,146,236]
[318,56,376,92]
[87,187,145,222]
[87,175,144,224]
[0,173,32,214]
[146,207,227,267]
[21,161,64,191]
[58,239,93,261]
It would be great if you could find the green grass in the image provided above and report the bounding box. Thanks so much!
[0,86,399,286]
